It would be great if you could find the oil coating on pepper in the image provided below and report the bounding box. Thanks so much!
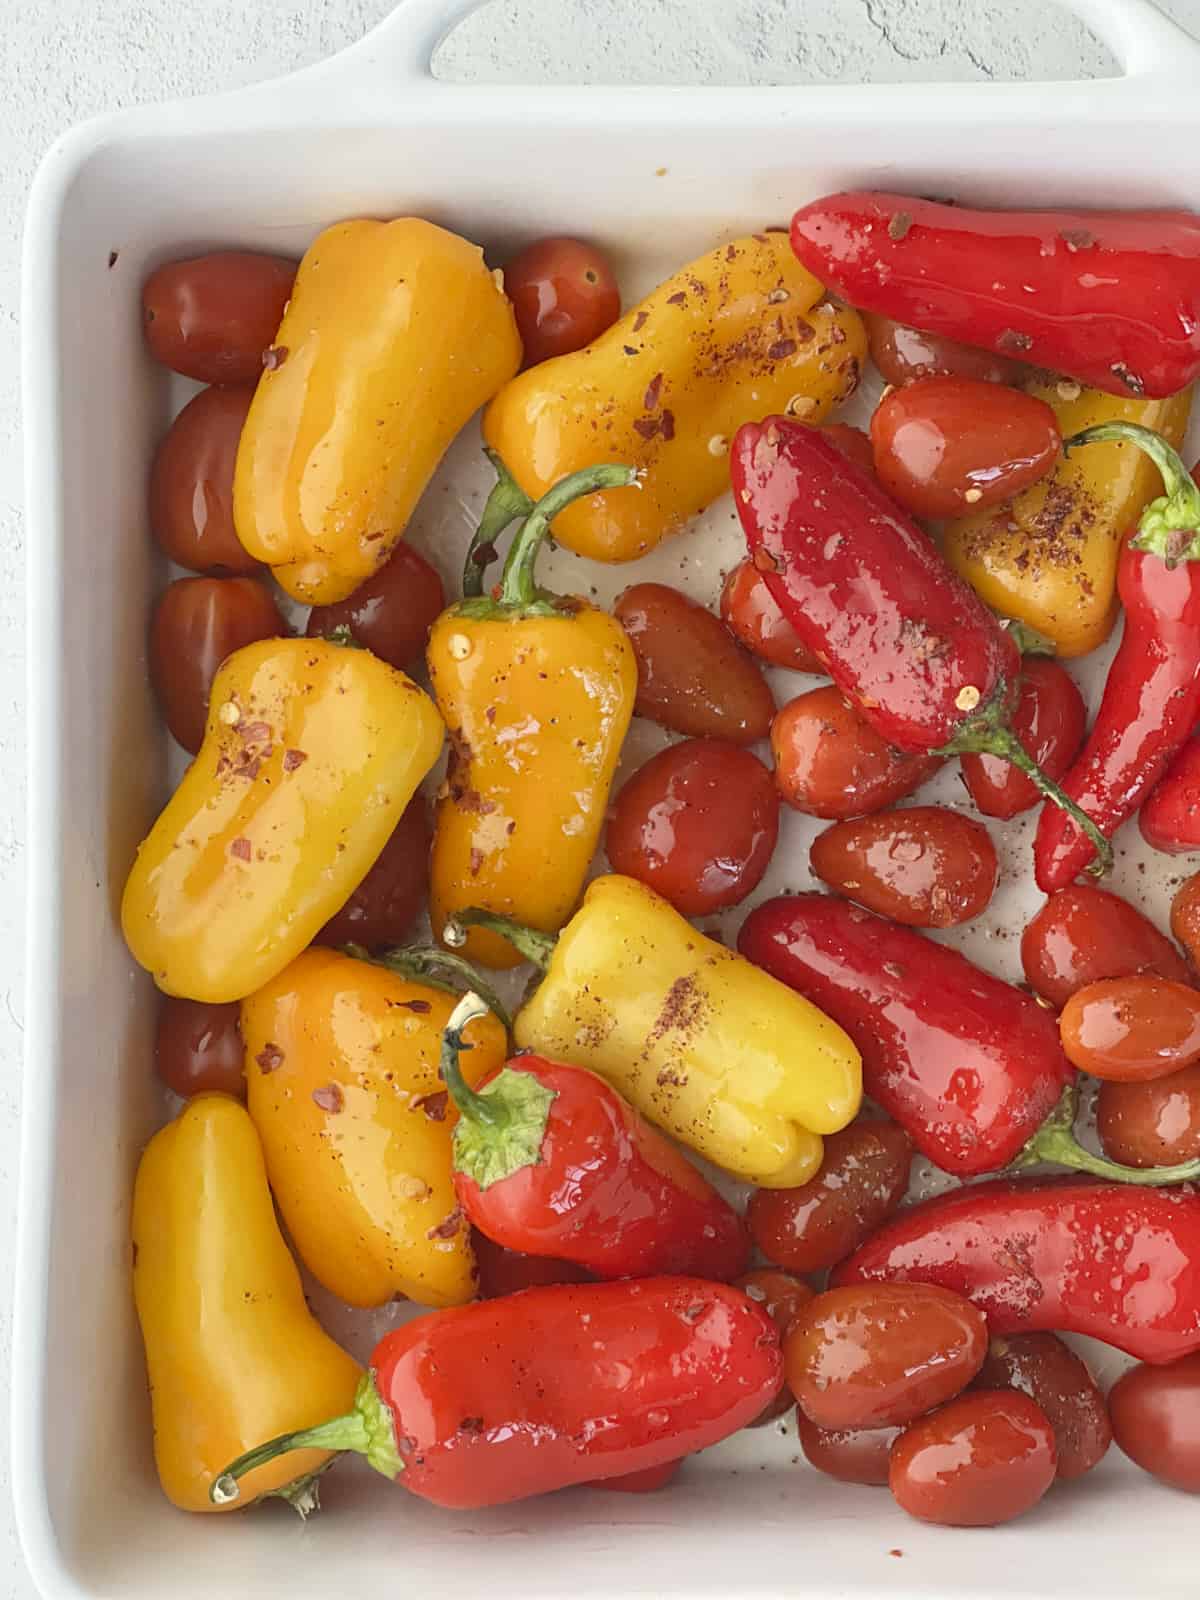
[241,947,507,1309]
[483,232,865,562]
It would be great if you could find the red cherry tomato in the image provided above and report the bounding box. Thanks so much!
[747,1120,911,1275]
[605,739,779,916]
[141,251,295,384]
[148,386,259,574]
[1171,872,1200,968]
[870,376,1061,519]
[472,1232,593,1299]
[809,805,998,928]
[1060,975,1200,1082]
[975,1333,1110,1481]
[736,1268,817,1426]
[889,1391,1057,1527]
[1109,1353,1200,1491]
[149,577,285,754]
[306,543,445,673]
[316,796,431,950]
[720,560,823,674]
[784,1284,987,1430]
[1097,1064,1200,1169]
[1022,884,1191,1011]
[960,658,1085,819]
[770,687,941,819]
[503,237,620,368]
[864,314,1024,387]
[155,999,245,1098]
[795,1413,901,1485]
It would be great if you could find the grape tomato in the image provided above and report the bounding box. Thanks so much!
[1171,872,1200,968]
[808,805,998,928]
[960,658,1085,820]
[975,1333,1110,1480]
[306,543,445,673]
[155,998,245,1099]
[1097,1063,1200,1168]
[795,1414,901,1486]
[1022,884,1191,1011]
[736,1268,816,1426]
[149,386,259,575]
[503,237,621,368]
[889,1391,1057,1527]
[142,251,295,384]
[770,687,941,819]
[1060,975,1200,1082]
[720,560,823,673]
[316,796,431,950]
[1109,1353,1200,1492]
[864,313,1024,387]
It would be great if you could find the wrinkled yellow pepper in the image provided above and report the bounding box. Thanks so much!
[132,1094,361,1512]
[121,638,443,1003]
[484,233,866,562]
[234,218,522,604]
[942,380,1192,657]
[454,874,862,1187]
[241,947,506,1309]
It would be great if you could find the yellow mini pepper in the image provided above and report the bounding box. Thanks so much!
[943,379,1192,657]
[446,874,862,1186]
[241,946,507,1309]
[428,464,638,970]
[121,637,443,1003]
[484,232,866,562]
[132,1094,361,1512]
[234,218,522,604]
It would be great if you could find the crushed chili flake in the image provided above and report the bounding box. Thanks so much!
[229,837,252,861]
[485,705,497,724]
[427,1206,463,1241]
[659,409,676,442]
[256,1043,284,1074]
[399,998,433,1014]
[643,373,664,411]
[312,1083,345,1114]
[262,345,289,370]
[632,417,660,441]
[622,344,638,356]
[767,338,797,361]
[413,1090,449,1122]
[632,310,649,332]
[666,291,686,306]
[363,529,387,542]
[1111,361,1145,396]
[725,243,738,262]
[469,848,485,877]
[283,749,308,772]
[108,250,119,269]
[887,211,913,241]
[458,1416,484,1433]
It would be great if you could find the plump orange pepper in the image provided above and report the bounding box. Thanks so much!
[241,946,507,1309]
[428,463,638,969]
[484,232,865,562]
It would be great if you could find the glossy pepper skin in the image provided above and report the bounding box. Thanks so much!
[834,1180,1200,1365]
[790,191,1200,399]
[213,1278,781,1510]
[132,1095,361,1512]
[737,895,1073,1176]
[452,874,861,1187]
[1142,731,1200,853]
[429,465,637,970]
[1035,426,1200,891]
[234,218,521,603]
[121,638,444,1003]
[240,949,507,1309]
[440,992,750,1281]
[484,233,865,562]
[943,380,1191,659]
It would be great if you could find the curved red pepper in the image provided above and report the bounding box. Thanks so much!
[832,1180,1200,1365]
[439,993,750,1282]
[789,190,1200,399]
[213,1278,780,1510]
[731,417,1110,868]
[1035,426,1200,890]
[737,894,1072,1175]
[1141,729,1200,853]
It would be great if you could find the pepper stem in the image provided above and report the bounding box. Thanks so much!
[443,908,558,971]
[440,991,503,1127]
[1065,422,1200,565]
[360,943,513,1033]
[498,463,640,610]
[442,991,557,1189]
[1010,1081,1200,1186]
[1003,618,1056,657]
[209,1374,402,1507]
[462,449,534,598]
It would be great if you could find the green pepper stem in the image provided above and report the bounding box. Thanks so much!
[1010,1081,1200,1186]
[440,991,504,1128]
[462,449,534,598]
[363,943,513,1033]
[1065,422,1200,565]
[498,463,640,610]
[1003,618,1056,657]
[443,908,558,970]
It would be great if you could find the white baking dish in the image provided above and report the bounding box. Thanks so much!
[18,1,1200,1594]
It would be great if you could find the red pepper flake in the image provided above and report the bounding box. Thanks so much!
[659,409,676,442]
[427,1206,463,1241]
[469,848,485,876]
[108,250,119,269]
[413,1090,449,1121]
[312,1083,345,1114]
[622,344,638,357]
[363,529,387,543]
[887,211,913,241]
[237,720,272,744]
[229,837,252,861]
[997,328,1033,352]
[256,1042,284,1074]
[752,547,780,574]
[485,705,497,724]
[1111,361,1145,396]
[666,291,686,306]
[889,1549,904,1559]
[399,998,433,1014]
[506,820,517,835]
[725,243,738,262]
[643,373,664,411]
[458,1415,484,1433]
[1060,228,1095,251]
[632,310,649,332]
[262,345,288,370]
[283,748,308,772]
[632,417,660,441]
[767,338,797,361]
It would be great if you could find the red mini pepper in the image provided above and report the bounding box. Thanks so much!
[438,992,750,1282]
[1034,424,1200,890]
[833,1179,1200,1365]
[212,1278,780,1510]
[1142,730,1200,853]
[789,190,1200,399]
[737,894,1073,1175]
[731,417,1110,868]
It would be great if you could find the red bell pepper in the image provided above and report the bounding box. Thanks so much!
[736,894,1072,1175]
[789,191,1200,399]
[212,1278,780,1509]
[1141,729,1200,853]
[439,992,750,1282]
[833,1179,1200,1365]
[731,417,1110,869]
[1034,425,1200,890]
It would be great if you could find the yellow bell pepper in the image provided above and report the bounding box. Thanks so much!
[483,233,866,562]
[428,464,638,970]
[121,637,443,1003]
[447,874,862,1187]
[942,380,1192,657]
[132,1094,361,1512]
[241,946,507,1309]
[234,218,522,604]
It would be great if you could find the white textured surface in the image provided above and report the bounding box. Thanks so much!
[6,1,1200,1594]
